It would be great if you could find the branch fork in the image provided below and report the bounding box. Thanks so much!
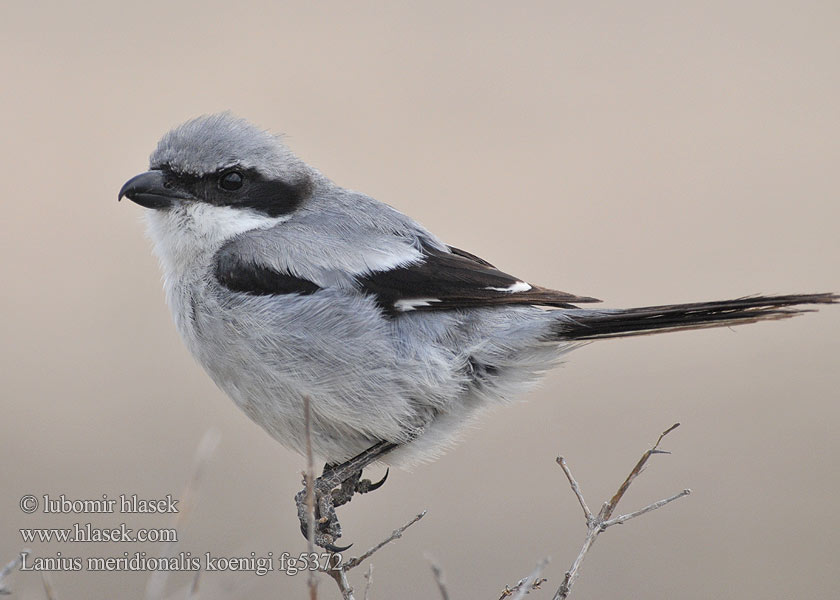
[552,423,691,600]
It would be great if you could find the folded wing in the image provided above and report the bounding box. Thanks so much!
[215,241,600,316]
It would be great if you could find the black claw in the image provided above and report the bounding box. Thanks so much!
[366,467,389,492]
[326,542,353,553]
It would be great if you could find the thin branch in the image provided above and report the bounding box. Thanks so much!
[342,510,427,570]
[601,489,691,528]
[556,457,592,523]
[146,429,219,600]
[319,510,426,598]
[303,396,319,600]
[603,423,680,518]
[0,551,28,596]
[427,557,451,600]
[554,518,599,600]
[553,423,690,600]
[301,403,426,599]
[362,564,374,600]
[184,569,201,600]
[40,574,59,600]
[325,568,355,600]
[507,558,550,600]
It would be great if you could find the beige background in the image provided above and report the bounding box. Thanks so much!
[1,1,838,599]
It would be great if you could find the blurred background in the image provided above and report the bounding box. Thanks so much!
[1,1,838,598]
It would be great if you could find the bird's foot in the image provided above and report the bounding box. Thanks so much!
[295,478,350,552]
[295,467,390,551]
[294,441,397,551]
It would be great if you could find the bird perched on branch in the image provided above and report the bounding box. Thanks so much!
[119,112,836,550]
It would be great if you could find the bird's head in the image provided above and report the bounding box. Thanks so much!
[119,113,315,257]
[119,112,321,277]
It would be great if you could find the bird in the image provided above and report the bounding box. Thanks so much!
[119,112,835,550]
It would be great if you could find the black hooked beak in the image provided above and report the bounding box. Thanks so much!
[118,170,195,209]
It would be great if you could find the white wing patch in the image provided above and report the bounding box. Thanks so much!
[394,298,442,312]
[359,246,424,275]
[485,281,532,293]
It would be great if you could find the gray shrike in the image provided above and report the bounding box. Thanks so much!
[119,113,835,549]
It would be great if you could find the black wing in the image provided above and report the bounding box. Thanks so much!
[358,245,600,315]
[215,241,600,316]
[215,245,320,296]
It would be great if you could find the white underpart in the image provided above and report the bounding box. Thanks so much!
[486,281,532,293]
[394,298,442,311]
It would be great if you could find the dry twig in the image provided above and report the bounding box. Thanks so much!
[299,397,426,599]
[184,569,201,600]
[319,510,427,599]
[40,574,58,600]
[552,423,691,600]
[504,558,550,600]
[295,414,686,599]
[145,429,219,600]
[0,551,28,596]
[362,564,374,600]
[324,566,356,600]
[342,510,426,570]
[303,396,319,600]
[427,556,450,600]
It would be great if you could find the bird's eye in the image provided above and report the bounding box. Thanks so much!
[219,171,244,191]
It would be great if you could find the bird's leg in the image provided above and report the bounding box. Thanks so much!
[295,441,397,551]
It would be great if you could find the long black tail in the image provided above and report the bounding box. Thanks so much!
[555,293,837,341]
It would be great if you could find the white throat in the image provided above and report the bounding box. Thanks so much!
[145,202,288,282]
